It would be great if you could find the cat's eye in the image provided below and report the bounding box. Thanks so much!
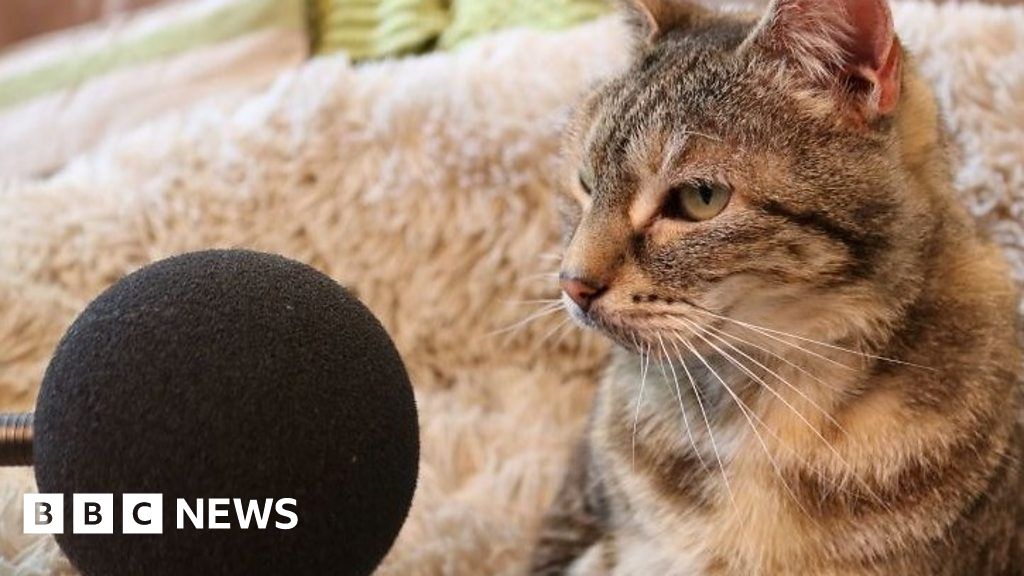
[662,181,731,222]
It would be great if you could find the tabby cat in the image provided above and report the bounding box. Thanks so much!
[530,0,1023,574]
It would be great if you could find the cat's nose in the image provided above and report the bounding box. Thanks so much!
[560,275,606,312]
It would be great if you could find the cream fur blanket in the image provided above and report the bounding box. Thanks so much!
[1,3,1022,574]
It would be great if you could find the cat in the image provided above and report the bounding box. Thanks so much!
[529,0,1023,574]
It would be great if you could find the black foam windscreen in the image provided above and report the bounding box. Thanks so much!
[34,250,418,576]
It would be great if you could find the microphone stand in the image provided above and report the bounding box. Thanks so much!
[0,413,33,466]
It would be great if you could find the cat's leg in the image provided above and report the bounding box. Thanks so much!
[529,437,612,575]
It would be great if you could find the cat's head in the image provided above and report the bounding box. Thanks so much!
[559,0,943,354]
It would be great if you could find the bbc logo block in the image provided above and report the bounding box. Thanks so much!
[73,494,114,534]
[23,494,63,535]
[25,494,163,535]
[123,494,162,534]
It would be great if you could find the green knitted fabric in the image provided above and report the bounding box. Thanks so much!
[312,0,449,58]
[312,0,612,58]
[440,0,610,49]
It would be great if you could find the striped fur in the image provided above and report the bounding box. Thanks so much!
[530,1,1023,574]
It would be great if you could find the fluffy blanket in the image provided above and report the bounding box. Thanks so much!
[1,3,1022,573]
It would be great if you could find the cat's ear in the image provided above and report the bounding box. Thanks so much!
[744,0,902,118]
[619,0,709,47]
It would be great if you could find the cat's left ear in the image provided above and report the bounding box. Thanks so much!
[744,0,902,119]
[619,0,710,47]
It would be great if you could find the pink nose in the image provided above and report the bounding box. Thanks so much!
[560,276,606,312]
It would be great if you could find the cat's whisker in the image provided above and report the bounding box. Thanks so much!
[685,306,934,371]
[676,318,850,441]
[684,308,859,373]
[531,316,574,355]
[489,301,564,337]
[680,127,722,143]
[551,319,577,349]
[675,333,857,497]
[508,298,562,306]
[680,319,850,467]
[664,333,744,517]
[519,271,561,283]
[664,337,722,480]
[672,329,813,520]
[631,335,652,473]
[655,333,710,473]
[678,322,893,514]
[698,321,844,395]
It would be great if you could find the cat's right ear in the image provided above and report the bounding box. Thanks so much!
[619,0,709,47]
[741,0,902,120]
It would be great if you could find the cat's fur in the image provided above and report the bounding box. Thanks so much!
[530,0,1024,574]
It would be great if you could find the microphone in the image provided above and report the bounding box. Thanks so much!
[0,250,419,576]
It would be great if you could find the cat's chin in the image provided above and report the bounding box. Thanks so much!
[570,309,656,355]
[563,300,630,345]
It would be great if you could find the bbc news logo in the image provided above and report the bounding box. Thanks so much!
[24,494,298,534]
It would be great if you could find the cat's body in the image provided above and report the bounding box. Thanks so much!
[530,1,1023,574]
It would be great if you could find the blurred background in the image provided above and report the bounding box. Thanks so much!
[0,0,612,180]
[1,1,165,49]
[3,0,1018,181]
